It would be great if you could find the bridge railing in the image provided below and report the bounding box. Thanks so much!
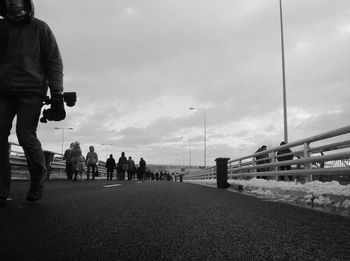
[184,125,350,182]
[9,142,107,179]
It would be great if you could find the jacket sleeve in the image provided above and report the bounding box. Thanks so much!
[40,22,64,95]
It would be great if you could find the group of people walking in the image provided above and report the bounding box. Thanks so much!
[63,142,99,181]
[64,144,148,182]
[105,153,147,181]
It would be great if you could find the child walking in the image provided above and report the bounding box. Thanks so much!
[78,155,85,181]
[71,141,82,181]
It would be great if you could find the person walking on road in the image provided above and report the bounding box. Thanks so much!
[77,154,85,181]
[85,146,98,181]
[137,158,146,181]
[0,0,64,204]
[105,154,116,180]
[70,141,82,181]
[117,152,128,181]
[63,142,74,181]
[127,156,136,181]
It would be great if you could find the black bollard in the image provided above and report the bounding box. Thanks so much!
[43,151,55,180]
[215,158,230,189]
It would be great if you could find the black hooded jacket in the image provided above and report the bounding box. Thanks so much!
[0,0,63,96]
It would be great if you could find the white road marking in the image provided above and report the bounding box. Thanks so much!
[103,184,122,188]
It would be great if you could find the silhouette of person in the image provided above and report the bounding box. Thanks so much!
[77,154,85,181]
[117,152,127,181]
[277,141,293,170]
[70,141,82,181]
[127,156,136,181]
[255,145,268,171]
[105,154,116,180]
[277,141,294,180]
[0,0,64,204]
[138,157,146,181]
[255,145,269,179]
[63,142,74,180]
[85,146,98,181]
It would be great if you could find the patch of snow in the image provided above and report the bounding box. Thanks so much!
[185,178,350,211]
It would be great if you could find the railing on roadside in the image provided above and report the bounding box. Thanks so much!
[184,125,350,183]
[9,142,107,179]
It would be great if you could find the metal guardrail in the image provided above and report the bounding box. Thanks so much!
[9,143,107,179]
[184,125,350,182]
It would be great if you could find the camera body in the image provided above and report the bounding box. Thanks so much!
[40,92,77,123]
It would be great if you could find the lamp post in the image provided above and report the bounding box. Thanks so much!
[179,137,184,166]
[180,136,192,167]
[189,107,206,167]
[189,135,192,168]
[101,143,113,159]
[54,127,73,155]
[279,0,288,142]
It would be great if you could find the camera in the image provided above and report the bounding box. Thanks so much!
[40,92,77,123]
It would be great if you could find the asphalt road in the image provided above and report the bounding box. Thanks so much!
[1,180,349,261]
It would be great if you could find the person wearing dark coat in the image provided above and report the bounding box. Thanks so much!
[63,143,74,181]
[277,141,293,170]
[117,152,128,181]
[0,0,64,204]
[255,145,269,174]
[137,158,146,181]
[105,154,116,180]
[70,141,82,181]
[127,156,136,181]
[85,146,98,181]
[277,141,294,180]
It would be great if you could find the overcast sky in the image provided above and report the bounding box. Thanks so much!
[9,0,350,166]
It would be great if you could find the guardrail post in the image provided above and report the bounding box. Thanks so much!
[238,160,242,178]
[252,156,257,177]
[304,143,312,182]
[271,151,278,180]
[215,158,230,189]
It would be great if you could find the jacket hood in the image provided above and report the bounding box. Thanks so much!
[0,0,34,19]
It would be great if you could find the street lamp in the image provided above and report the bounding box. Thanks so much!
[101,143,113,159]
[176,148,183,166]
[279,0,288,142]
[189,107,206,167]
[54,127,73,155]
[189,135,192,167]
[180,136,192,167]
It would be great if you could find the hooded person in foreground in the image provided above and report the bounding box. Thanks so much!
[0,0,64,204]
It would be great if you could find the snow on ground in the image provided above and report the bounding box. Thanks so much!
[185,178,350,211]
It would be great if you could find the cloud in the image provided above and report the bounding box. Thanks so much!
[19,0,349,165]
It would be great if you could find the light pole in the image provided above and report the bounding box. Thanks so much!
[179,137,184,166]
[279,0,288,142]
[189,135,192,168]
[189,107,206,167]
[54,127,73,155]
[101,143,113,159]
[180,136,192,167]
